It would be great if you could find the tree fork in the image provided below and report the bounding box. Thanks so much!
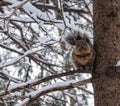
[93,0,120,106]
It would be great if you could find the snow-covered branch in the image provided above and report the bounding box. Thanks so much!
[0,0,94,105]
[15,78,91,106]
[1,0,30,31]
[0,48,42,69]
[0,69,91,97]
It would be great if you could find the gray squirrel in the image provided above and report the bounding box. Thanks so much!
[65,31,96,68]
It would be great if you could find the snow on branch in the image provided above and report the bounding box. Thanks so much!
[0,47,43,69]
[2,0,92,31]
[0,1,94,105]
[115,60,120,67]
[32,2,89,14]
[0,71,23,83]
[1,0,30,31]
[15,78,91,106]
[0,43,23,55]
[0,69,91,97]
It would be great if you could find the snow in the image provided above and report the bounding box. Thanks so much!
[1,70,22,82]
[0,56,24,69]
[0,47,44,69]
[23,2,56,22]
[39,36,50,44]
[14,80,77,106]
[15,98,30,106]
[63,12,76,30]
[23,48,41,55]
[27,80,76,97]
[11,16,34,22]
[115,60,120,66]
[8,83,25,91]
[55,22,65,30]
[1,1,94,106]
[5,0,18,4]
[10,92,21,96]
[65,92,77,101]
[8,79,38,90]
[8,1,23,8]
[2,69,9,75]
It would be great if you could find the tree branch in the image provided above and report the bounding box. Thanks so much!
[32,3,89,14]
[0,69,91,97]
[16,78,91,106]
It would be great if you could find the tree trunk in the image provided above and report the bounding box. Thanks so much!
[93,0,120,106]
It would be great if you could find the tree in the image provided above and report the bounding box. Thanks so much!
[93,0,120,106]
[0,0,94,106]
[1,0,119,106]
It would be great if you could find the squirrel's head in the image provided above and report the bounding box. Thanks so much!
[65,31,92,56]
[74,39,91,56]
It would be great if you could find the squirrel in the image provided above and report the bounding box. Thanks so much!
[65,31,96,69]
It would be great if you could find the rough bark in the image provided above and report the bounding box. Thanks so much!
[93,0,120,106]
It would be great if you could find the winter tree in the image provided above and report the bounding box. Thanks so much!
[93,0,120,106]
[0,0,119,106]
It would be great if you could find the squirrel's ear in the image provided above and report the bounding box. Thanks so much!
[83,33,87,41]
[83,33,90,41]
[83,33,92,45]
[65,35,76,45]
